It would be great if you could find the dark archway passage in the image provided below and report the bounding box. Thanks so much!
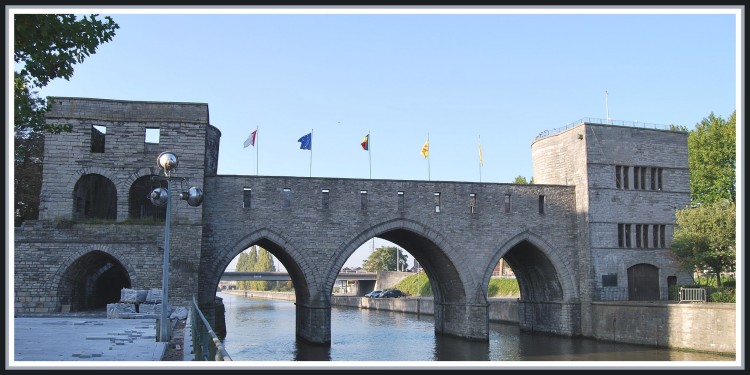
[73,174,117,221]
[128,175,166,221]
[57,251,131,311]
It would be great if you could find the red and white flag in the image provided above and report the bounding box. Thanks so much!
[244,129,257,148]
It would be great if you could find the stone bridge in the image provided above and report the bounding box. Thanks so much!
[14,97,692,345]
[200,175,581,342]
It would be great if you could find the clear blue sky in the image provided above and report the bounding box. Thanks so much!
[9,6,741,270]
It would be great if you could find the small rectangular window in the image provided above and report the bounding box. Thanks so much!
[469,193,477,214]
[651,168,657,190]
[434,192,441,213]
[360,190,368,210]
[397,191,405,211]
[145,127,160,144]
[322,189,330,210]
[615,166,622,189]
[657,168,663,191]
[504,194,511,213]
[633,167,641,190]
[243,188,252,209]
[636,224,642,248]
[623,166,629,189]
[602,274,618,287]
[640,167,647,190]
[660,224,666,248]
[282,188,291,209]
[91,125,106,153]
[625,224,632,248]
[538,195,545,214]
[643,225,649,249]
[618,224,624,248]
[653,224,660,248]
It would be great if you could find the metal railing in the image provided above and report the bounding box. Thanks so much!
[535,117,682,140]
[678,287,706,303]
[190,296,232,361]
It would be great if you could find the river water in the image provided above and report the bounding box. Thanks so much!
[217,292,734,367]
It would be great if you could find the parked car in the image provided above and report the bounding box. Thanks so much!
[378,289,405,298]
[364,290,383,298]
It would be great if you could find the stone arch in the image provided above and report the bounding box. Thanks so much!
[67,166,121,193]
[53,245,136,311]
[329,217,471,304]
[72,173,118,220]
[200,227,315,305]
[128,175,167,221]
[484,230,579,302]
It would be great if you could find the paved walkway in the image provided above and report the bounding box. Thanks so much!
[10,315,168,367]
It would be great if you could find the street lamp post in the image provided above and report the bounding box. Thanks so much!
[149,151,203,342]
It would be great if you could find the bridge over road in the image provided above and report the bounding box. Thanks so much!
[14,97,692,346]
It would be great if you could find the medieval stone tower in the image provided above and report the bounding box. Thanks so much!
[15,97,220,312]
[531,122,693,302]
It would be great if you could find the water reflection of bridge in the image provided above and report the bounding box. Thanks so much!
[221,271,377,282]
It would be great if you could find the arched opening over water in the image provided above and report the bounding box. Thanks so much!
[485,232,577,304]
[206,229,311,309]
[330,219,468,308]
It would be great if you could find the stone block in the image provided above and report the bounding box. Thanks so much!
[106,303,136,318]
[146,289,162,303]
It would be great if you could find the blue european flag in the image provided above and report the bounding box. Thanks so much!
[298,133,312,150]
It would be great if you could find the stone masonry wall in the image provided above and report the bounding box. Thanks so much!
[14,220,202,313]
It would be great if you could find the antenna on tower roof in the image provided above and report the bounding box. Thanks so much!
[605,90,611,124]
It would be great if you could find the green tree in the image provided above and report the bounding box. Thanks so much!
[235,251,250,290]
[250,247,276,291]
[13,14,119,226]
[687,111,736,205]
[362,246,408,272]
[513,175,528,184]
[671,201,736,287]
[513,175,534,184]
[235,246,276,291]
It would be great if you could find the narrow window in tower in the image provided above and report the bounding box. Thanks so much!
[243,188,252,209]
[91,125,106,153]
[282,188,291,209]
[321,189,330,210]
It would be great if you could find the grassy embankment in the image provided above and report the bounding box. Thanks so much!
[390,274,520,297]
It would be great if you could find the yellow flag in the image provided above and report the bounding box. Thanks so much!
[479,143,483,166]
[421,138,429,158]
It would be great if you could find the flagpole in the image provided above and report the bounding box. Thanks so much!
[478,135,482,183]
[309,128,313,177]
[368,130,372,179]
[256,126,259,176]
[427,133,431,181]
